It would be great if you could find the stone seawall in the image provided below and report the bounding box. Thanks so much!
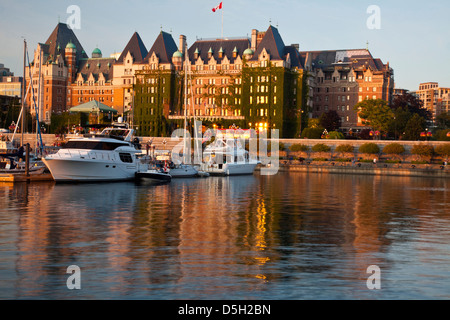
[264,163,450,179]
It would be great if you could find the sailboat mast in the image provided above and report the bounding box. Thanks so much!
[21,39,26,146]
[183,43,188,161]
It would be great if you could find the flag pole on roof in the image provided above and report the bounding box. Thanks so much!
[212,2,223,39]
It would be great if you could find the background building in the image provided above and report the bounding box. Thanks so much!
[414,82,450,121]
[300,49,394,133]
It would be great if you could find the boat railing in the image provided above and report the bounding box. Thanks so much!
[51,149,113,162]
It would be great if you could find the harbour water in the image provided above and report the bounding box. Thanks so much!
[0,172,449,300]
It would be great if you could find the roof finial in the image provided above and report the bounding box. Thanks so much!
[366,40,369,50]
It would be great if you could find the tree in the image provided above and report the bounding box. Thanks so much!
[319,110,341,131]
[403,113,426,140]
[435,112,450,130]
[389,107,411,139]
[354,99,394,134]
[391,92,431,121]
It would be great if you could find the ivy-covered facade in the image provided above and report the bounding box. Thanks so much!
[134,68,181,136]
[241,63,306,138]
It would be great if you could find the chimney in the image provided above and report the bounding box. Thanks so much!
[251,29,258,51]
[179,35,187,57]
[291,44,299,51]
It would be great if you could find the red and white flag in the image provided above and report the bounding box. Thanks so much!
[212,2,223,12]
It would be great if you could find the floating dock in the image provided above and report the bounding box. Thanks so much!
[0,172,54,183]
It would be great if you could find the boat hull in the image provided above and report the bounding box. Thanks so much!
[43,158,137,182]
[135,171,171,183]
[169,165,198,178]
[200,162,258,176]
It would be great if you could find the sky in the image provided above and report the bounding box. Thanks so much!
[0,0,449,91]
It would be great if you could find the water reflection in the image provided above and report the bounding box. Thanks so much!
[0,173,449,299]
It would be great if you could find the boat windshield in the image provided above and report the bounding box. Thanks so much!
[62,141,129,150]
[101,128,130,137]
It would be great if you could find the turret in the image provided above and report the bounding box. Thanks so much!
[65,40,77,83]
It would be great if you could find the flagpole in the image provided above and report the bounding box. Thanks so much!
[221,5,224,39]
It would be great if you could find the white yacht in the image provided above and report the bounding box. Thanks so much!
[43,123,145,182]
[200,137,259,176]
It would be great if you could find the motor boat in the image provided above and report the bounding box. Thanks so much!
[200,136,259,176]
[135,168,171,184]
[151,150,199,178]
[43,122,145,182]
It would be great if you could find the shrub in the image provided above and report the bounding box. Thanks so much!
[289,144,310,152]
[411,144,434,157]
[435,129,450,141]
[334,158,352,162]
[435,144,450,158]
[326,131,345,139]
[359,143,380,154]
[383,143,405,155]
[385,159,402,163]
[301,127,324,139]
[312,143,331,152]
[335,144,354,153]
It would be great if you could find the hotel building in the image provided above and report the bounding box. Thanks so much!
[21,22,394,137]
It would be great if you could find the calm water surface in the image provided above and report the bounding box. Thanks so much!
[0,172,449,300]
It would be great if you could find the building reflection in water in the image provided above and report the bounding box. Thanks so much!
[1,172,448,299]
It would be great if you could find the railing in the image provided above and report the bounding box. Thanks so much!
[52,150,113,162]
